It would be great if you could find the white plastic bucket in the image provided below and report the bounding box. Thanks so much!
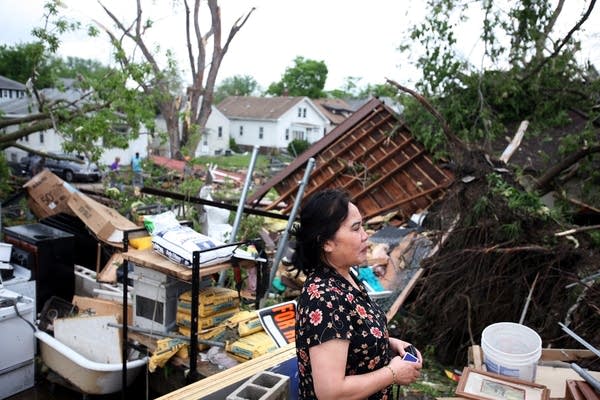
[0,242,12,262]
[481,322,542,382]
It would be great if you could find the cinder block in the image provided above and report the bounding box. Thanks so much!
[226,371,290,400]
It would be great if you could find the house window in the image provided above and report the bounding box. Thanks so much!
[239,126,243,136]
[203,139,208,146]
[218,126,223,138]
[303,108,307,118]
[39,132,44,143]
[285,129,289,141]
[259,127,264,139]
[297,108,302,117]
[293,130,304,141]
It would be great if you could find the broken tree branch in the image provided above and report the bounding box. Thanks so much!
[556,224,600,237]
[385,78,469,153]
[522,0,596,81]
[500,120,529,164]
[534,145,600,191]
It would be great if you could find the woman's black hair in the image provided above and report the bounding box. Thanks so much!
[290,188,350,275]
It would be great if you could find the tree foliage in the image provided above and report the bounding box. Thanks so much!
[287,139,310,157]
[0,43,54,88]
[0,1,156,170]
[397,0,599,188]
[214,74,259,104]
[266,56,328,98]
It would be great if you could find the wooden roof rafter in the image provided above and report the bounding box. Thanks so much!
[248,98,455,224]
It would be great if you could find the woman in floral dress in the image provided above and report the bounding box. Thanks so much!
[291,188,422,400]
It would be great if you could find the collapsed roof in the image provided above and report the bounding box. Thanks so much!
[248,97,455,223]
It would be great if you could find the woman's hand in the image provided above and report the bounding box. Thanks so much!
[389,338,423,362]
[389,355,422,385]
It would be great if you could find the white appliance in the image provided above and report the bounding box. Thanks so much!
[0,288,35,399]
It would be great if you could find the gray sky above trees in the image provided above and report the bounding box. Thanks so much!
[2,0,599,91]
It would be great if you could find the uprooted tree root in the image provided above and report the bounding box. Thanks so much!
[391,152,600,368]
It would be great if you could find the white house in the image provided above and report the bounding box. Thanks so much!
[196,105,230,156]
[213,96,329,151]
[0,75,26,104]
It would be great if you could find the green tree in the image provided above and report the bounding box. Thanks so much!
[266,56,328,98]
[287,139,310,156]
[214,75,259,104]
[395,0,600,201]
[52,56,113,82]
[397,0,598,149]
[357,83,398,99]
[0,43,54,88]
[0,44,111,90]
[0,1,155,165]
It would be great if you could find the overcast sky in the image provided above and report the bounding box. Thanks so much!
[2,1,599,92]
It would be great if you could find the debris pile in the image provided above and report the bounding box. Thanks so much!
[392,151,600,368]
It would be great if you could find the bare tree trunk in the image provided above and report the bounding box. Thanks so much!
[182,0,255,155]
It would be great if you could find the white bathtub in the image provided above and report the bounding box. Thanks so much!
[35,330,147,395]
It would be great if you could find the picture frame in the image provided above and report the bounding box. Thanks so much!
[456,367,550,400]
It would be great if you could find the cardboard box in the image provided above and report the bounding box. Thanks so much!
[67,191,138,246]
[72,295,132,323]
[23,169,77,219]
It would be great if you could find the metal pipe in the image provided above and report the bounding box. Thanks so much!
[188,250,200,383]
[218,145,260,286]
[230,145,260,242]
[559,322,600,358]
[571,363,600,393]
[264,157,315,300]
[107,323,225,347]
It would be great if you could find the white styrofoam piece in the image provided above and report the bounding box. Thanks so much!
[54,315,122,364]
[0,242,12,262]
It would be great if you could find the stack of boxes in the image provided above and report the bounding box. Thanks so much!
[176,286,240,347]
[176,287,277,362]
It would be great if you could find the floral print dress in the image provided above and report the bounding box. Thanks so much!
[295,266,392,400]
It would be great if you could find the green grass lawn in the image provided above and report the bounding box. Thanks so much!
[193,153,271,171]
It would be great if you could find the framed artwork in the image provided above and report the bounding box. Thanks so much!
[456,368,550,400]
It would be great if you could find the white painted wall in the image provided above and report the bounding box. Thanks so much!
[197,106,231,156]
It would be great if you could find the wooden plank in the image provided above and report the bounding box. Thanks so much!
[121,248,250,281]
[72,295,132,323]
[155,344,296,400]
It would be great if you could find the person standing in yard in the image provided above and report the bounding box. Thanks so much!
[291,188,422,400]
[109,156,121,189]
[131,152,143,187]
[110,156,121,171]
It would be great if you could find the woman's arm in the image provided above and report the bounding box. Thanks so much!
[309,339,421,400]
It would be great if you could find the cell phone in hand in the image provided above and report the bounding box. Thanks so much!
[402,345,419,362]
